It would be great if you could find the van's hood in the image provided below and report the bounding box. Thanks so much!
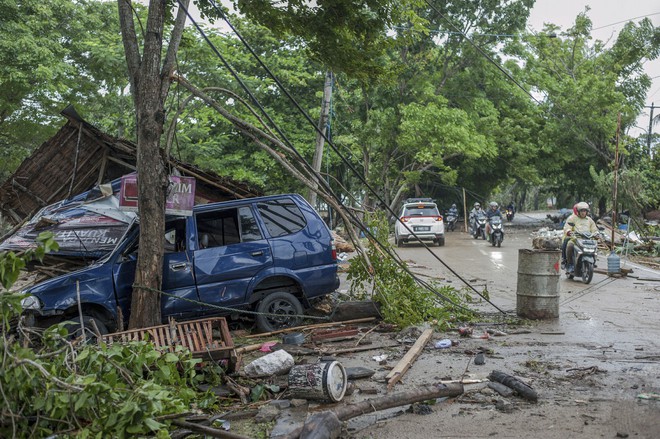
[27,262,111,295]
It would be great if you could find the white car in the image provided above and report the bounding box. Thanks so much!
[394,198,445,247]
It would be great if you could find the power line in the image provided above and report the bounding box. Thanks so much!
[592,12,660,31]
[175,1,502,314]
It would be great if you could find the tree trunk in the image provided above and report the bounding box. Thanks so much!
[128,0,170,329]
[118,0,189,329]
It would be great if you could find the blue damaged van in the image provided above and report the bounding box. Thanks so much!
[21,194,339,333]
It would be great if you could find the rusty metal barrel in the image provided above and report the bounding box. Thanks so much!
[516,249,561,319]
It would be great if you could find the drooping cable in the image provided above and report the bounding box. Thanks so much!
[175,0,506,314]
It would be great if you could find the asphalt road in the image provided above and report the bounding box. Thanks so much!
[343,215,660,439]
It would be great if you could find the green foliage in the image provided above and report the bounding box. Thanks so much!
[0,0,131,181]
[0,232,58,290]
[346,212,473,328]
[0,317,212,437]
[0,239,219,438]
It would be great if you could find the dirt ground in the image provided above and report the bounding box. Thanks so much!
[274,213,660,439]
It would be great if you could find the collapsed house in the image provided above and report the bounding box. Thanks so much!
[0,105,261,259]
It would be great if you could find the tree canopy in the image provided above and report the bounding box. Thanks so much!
[1,0,658,254]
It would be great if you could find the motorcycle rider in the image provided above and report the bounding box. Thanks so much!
[447,203,459,217]
[485,201,503,241]
[563,202,599,272]
[507,201,515,214]
[560,203,579,269]
[469,202,484,234]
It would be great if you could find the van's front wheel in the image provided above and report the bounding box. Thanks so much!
[64,315,108,342]
[255,292,304,333]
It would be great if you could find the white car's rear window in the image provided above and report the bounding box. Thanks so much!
[403,205,439,216]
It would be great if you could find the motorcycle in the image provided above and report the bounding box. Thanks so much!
[446,212,458,232]
[565,230,599,284]
[472,212,487,240]
[505,208,515,222]
[488,216,504,247]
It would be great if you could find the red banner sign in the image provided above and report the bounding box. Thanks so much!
[119,174,196,216]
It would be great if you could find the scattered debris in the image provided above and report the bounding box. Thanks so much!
[457,326,474,337]
[566,365,604,376]
[243,317,378,339]
[386,328,434,390]
[244,349,294,378]
[101,317,239,371]
[434,339,452,349]
[345,367,376,380]
[488,382,514,397]
[488,370,538,402]
[282,333,305,345]
[281,383,464,439]
[407,402,434,415]
[311,326,359,343]
[474,352,485,365]
[288,361,348,402]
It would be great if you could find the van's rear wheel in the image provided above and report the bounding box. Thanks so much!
[255,292,304,333]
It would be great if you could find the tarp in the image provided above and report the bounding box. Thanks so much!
[0,179,137,258]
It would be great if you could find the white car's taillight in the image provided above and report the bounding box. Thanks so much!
[331,242,337,260]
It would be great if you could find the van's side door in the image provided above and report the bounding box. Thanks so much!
[112,218,199,322]
[194,205,273,311]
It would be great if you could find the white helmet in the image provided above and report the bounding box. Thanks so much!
[489,201,498,209]
[474,202,480,208]
[576,202,589,212]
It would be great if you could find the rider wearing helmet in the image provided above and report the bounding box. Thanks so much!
[448,203,459,217]
[485,201,503,240]
[563,202,599,271]
[561,203,580,268]
[469,202,484,234]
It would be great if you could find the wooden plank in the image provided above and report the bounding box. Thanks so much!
[183,324,195,351]
[203,321,220,349]
[217,318,233,348]
[192,322,205,350]
[243,317,377,339]
[385,328,434,391]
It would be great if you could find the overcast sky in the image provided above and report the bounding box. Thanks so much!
[528,0,660,136]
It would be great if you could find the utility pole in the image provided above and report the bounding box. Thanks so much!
[647,102,656,156]
[308,71,333,209]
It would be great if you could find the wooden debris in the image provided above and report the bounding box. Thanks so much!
[311,326,359,343]
[385,328,434,390]
[243,317,377,339]
[322,342,399,356]
[332,230,354,253]
[235,341,278,354]
[282,383,464,439]
[171,419,252,439]
[329,301,381,322]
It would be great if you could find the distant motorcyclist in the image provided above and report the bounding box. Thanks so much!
[561,203,580,269]
[563,202,599,272]
[507,202,515,213]
[447,203,459,217]
[484,201,503,241]
[469,202,484,234]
